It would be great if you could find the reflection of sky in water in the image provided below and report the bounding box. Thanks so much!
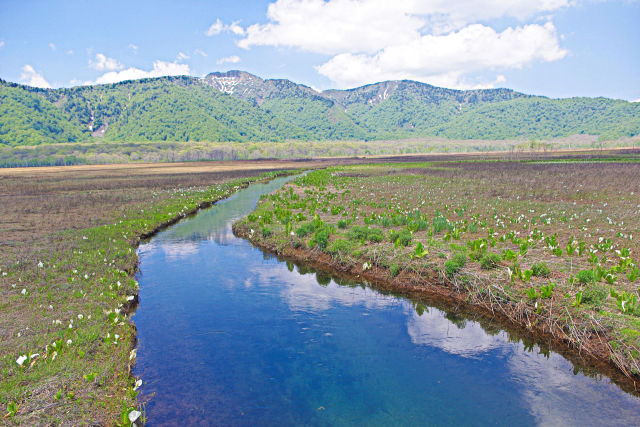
[405,307,509,357]
[134,175,640,426]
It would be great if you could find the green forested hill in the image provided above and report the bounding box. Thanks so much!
[1,71,638,146]
[0,83,85,144]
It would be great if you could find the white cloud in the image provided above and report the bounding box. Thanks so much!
[194,48,208,57]
[317,22,567,88]
[93,60,190,85]
[206,18,224,36]
[240,0,570,53]
[216,55,241,65]
[632,99,640,103]
[89,53,123,71]
[48,42,56,51]
[228,22,245,36]
[66,49,74,55]
[129,43,138,53]
[0,41,5,48]
[239,0,571,89]
[206,18,246,36]
[176,51,190,61]
[19,64,52,88]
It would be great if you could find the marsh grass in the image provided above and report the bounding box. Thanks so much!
[0,164,292,425]
[237,150,640,380]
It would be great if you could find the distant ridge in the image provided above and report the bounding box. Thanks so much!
[0,71,638,145]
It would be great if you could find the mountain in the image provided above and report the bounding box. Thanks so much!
[1,71,639,146]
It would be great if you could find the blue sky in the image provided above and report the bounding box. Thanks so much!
[0,0,638,100]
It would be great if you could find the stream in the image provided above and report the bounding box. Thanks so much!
[133,175,640,426]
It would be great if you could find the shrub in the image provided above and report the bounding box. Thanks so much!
[480,253,502,270]
[390,264,401,277]
[576,269,595,284]
[295,222,316,237]
[452,252,468,265]
[388,229,412,247]
[261,226,272,238]
[311,228,330,250]
[531,262,551,277]
[347,226,384,243]
[337,219,348,229]
[367,228,384,243]
[327,238,355,256]
[347,226,369,241]
[445,253,467,277]
[581,283,608,307]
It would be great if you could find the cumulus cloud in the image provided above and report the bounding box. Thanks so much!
[206,18,245,36]
[240,0,570,53]
[92,60,190,85]
[216,55,241,65]
[239,0,571,89]
[206,18,224,36]
[89,53,123,71]
[19,64,52,88]
[227,22,245,35]
[317,22,567,88]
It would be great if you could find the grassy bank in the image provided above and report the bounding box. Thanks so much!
[0,165,293,425]
[234,152,640,386]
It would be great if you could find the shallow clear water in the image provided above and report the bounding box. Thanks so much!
[134,175,640,426]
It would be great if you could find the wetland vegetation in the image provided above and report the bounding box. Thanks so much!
[3,151,640,424]
[0,162,296,424]
[235,151,640,381]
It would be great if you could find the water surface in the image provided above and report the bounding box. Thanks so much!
[134,175,640,426]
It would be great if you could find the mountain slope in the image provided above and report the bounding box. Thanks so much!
[1,71,638,146]
[0,82,85,144]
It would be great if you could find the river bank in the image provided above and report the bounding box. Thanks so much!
[233,223,640,395]
[233,158,640,394]
[136,169,640,425]
[0,164,293,425]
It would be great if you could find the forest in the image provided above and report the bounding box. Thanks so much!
[1,73,639,150]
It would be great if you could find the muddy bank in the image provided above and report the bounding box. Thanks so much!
[233,222,640,396]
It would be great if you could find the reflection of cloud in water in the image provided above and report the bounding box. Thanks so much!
[138,240,198,260]
[252,263,398,312]
[406,308,510,358]
[159,241,200,260]
[250,261,640,425]
[507,346,640,426]
[162,223,237,246]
